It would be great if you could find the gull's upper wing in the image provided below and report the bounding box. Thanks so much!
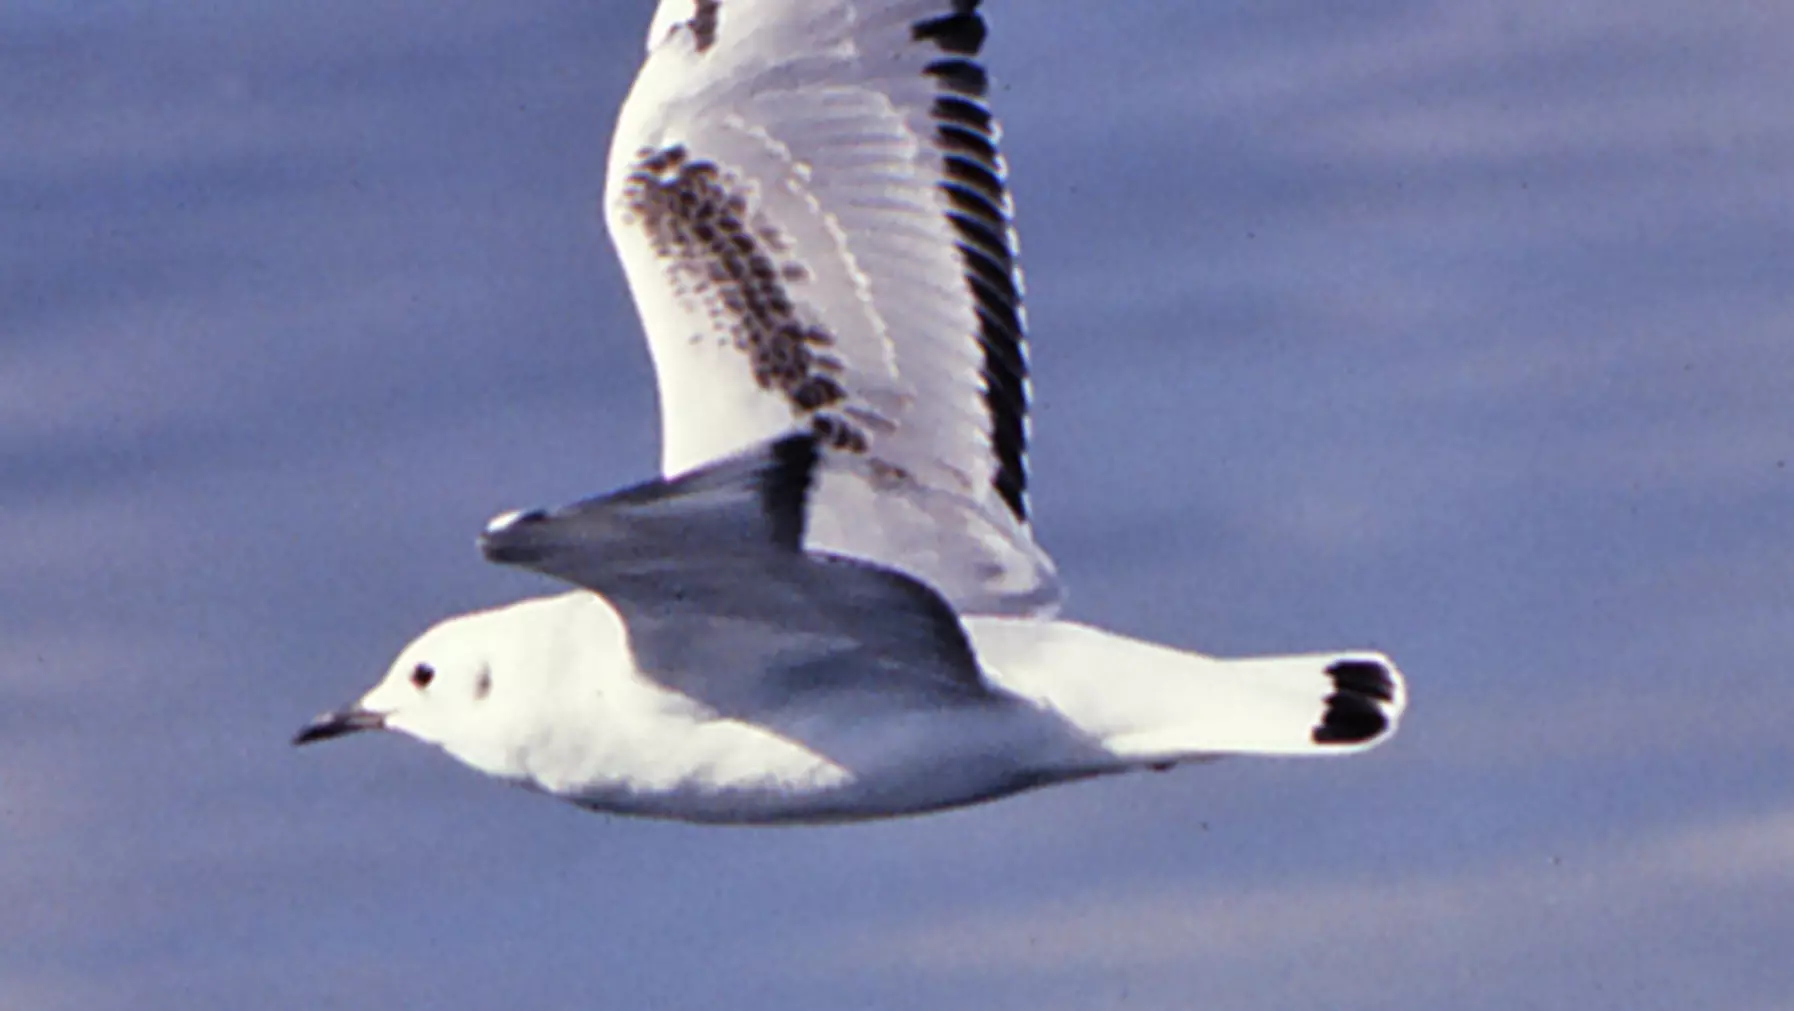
[605,0,1060,616]
[480,435,993,713]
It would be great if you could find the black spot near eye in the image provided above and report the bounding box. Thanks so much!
[410,663,435,690]
[474,670,492,700]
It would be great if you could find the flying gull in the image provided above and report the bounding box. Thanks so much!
[295,0,1406,823]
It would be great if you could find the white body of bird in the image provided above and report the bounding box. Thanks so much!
[362,587,1400,825]
[295,0,1409,825]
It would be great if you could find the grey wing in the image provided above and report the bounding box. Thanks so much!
[479,434,993,712]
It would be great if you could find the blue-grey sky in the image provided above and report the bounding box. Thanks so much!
[4,2,1791,1008]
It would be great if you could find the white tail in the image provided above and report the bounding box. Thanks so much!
[964,618,1405,765]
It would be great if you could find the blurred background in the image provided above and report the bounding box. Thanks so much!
[4,2,1790,1008]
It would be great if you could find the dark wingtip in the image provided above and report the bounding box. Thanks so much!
[911,2,986,56]
[1313,659,1398,745]
[915,0,1029,525]
[762,432,820,551]
[478,508,552,565]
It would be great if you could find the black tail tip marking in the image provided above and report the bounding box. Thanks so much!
[1328,658,1397,703]
[1314,659,1397,745]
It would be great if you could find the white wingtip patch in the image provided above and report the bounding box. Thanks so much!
[484,509,532,535]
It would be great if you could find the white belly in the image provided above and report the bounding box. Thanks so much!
[524,687,1105,824]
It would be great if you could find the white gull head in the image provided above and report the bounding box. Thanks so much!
[294,600,623,786]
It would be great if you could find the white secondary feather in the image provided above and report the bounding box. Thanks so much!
[605,0,1057,615]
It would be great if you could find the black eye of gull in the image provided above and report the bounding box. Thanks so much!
[410,663,435,689]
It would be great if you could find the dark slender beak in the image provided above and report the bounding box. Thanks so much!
[292,706,386,746]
